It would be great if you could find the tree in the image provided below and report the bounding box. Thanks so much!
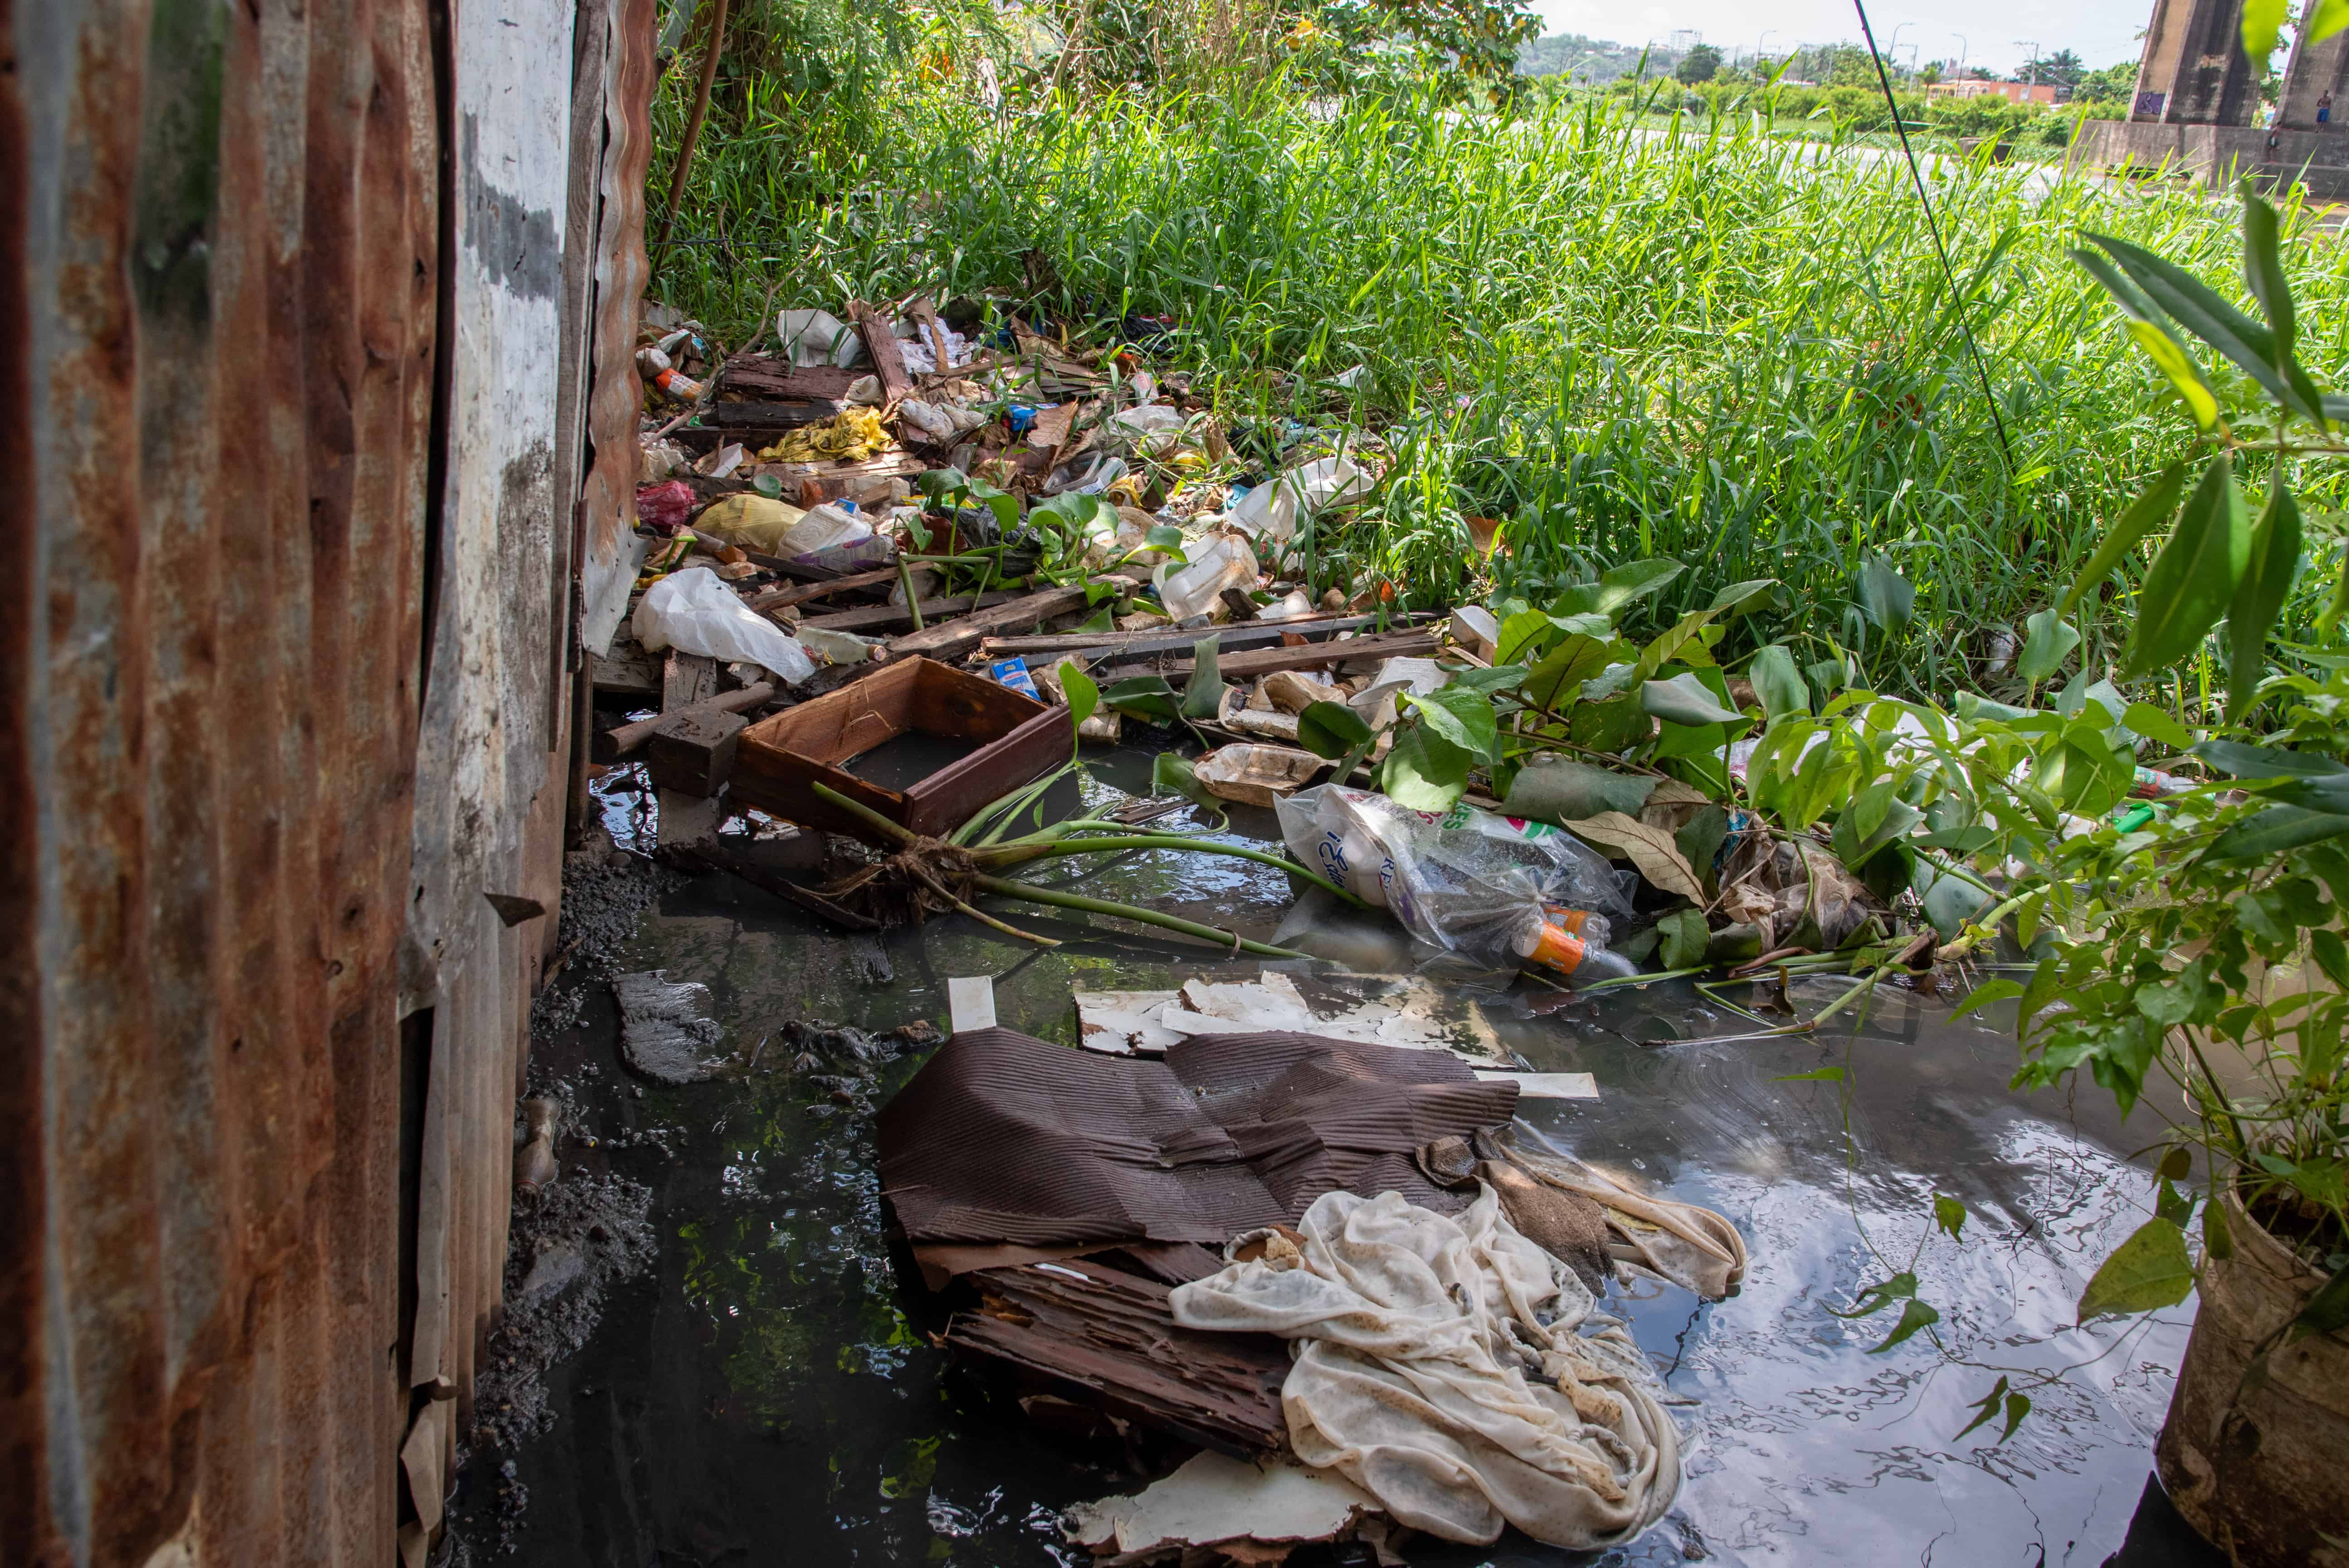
[2032,47,2084,88]
[1674,42,1721,84]
[1919,60,1942,85]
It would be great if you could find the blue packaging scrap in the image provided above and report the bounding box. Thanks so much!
[990,656,1041,700]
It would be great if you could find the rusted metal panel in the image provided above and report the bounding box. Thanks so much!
[576,0,658,655]
[0,0,650,1563]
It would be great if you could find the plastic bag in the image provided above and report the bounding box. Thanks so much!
[636,479,698,535]
[691,494,807,555]
[1226,455,1371,545]
[1274,785,1634,973]
[631,567,815,684]
[777,308,865,369]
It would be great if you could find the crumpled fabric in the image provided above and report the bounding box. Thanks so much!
[1170,1185,1678,1550]
[757,406,889,464]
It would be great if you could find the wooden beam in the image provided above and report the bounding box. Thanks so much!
[744,567,902,615]
[593,682,774,761]
[1151,629,1441,681]
[850,300,913,403]
[797,588,1020,636]
[884,572,1146,664]
[977,613,1393,664]
[662,650,718,711]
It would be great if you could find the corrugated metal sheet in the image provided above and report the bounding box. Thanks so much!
[0,1,651,1563]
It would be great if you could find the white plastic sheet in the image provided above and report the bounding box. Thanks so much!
[776,308,866,369]
[631,567,815,684]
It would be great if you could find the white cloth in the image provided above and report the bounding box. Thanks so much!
[1170,1186,1679,1550]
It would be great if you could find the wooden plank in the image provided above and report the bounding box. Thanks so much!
[589,640,659,696]
[699,399,847,432]
[978,613,1390,663]
[798,588,1019,635]
[657,838,884,930]
[662,650,718,711]
[947,1263,1289,1457]
[885,577,1135,664]
[851,300,913,403]
[716,357,861,400]
[1151,630,1441,681]
[745,567,900,615]
[594,683,774,761]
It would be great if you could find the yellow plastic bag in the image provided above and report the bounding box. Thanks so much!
[757,406,888,464]
[691,494,809,555]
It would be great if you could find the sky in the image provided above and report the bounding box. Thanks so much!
[1532,0,2150,77]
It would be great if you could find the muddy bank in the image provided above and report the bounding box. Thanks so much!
[449,772,2217,1567]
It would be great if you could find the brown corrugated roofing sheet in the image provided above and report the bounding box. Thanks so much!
[877,1027,1519,1258]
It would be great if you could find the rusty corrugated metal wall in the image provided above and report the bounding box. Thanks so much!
[0,0,653,1563]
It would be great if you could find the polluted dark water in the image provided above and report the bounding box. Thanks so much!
[481,750,2211,1568]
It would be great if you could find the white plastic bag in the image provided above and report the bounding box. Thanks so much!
[777,308,865,369]
[632,567,816,684]
[1226,455,1371,545]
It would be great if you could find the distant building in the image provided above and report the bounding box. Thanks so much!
[1926,79,2058,104]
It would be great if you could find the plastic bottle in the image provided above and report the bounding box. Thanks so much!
[1157,531,1258,621]
[1275,785,1637,978]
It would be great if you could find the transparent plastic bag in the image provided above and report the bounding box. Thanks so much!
[631,567,815,684]
[1274,785,1636,974]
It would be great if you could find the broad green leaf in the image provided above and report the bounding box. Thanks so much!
[1855,555,1914,634]
[2194,739,2349,778]
[1634,610,1720,682]
[1999,1392,2032,1442]
[1656,906,1710,969]
[2207,804,2349,860]
[1297,699,1373,759]
[1949,977,2024,1020]
[1643,672,1743,727]
[2203,1196,2234,1262]
[1868,1298,1941,1353]
[1522,633,1615,712]
[1181,635,1225,720]
[2291,1263,2349,1341]
[1447,664,1530,697]
[1151,751,1211,806]
[2159,1146,2193,1182]
[1749,644,1809,723]
[2228,478,2302,718]
[2124,320,2222,429]
[2156,1177,2197,1226]
[2076,249,2222,427]
[2196,739,2349,779]
[1496,607,1558,665]
[1379,723,1470,811]
[2017,607,2080,684]
[1103,674,1180,725]
[1708,577,1778,615]
[1503,758,1655,822]
[2122,702,2194,750]
[2314,0,2349,43]
[2240,184,2295,353]
[1567,692,1651,754]
[2062,462,2189,615]
[1408,685,1502,763]
[2087,231,2321,420]
[1934,1194,1968,1242]
[1061,664,1100,731]
[2243,0,2290,61]
[1143,523,1187,552]
[2076,1216,2196,1322]
[2124,454,2249,677]
[1775,1065,1846,1084]
[2274,773,2349,815]
[1834,1270,1916,1316]
[1556,557,1684,616]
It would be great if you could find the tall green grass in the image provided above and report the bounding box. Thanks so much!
[654,83,2349,695]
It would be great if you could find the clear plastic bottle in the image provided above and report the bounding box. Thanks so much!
[1275,785,1638,978]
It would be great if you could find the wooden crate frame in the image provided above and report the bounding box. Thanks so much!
[730,656,1069,839]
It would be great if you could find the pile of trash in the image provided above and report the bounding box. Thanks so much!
[874,1016,1745,1561]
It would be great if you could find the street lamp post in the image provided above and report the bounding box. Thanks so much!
[1950,33,1968,81]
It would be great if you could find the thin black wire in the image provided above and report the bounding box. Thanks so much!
[1851,0,2017,478]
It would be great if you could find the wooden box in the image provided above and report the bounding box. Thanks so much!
[730,657,1069,840]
